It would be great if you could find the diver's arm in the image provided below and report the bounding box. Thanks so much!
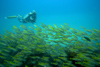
[30,16,34,20]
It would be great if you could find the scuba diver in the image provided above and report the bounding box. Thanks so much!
[5,10,36,23]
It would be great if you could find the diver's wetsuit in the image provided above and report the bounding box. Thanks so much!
[5,10,36,23]
[17,11,36,23]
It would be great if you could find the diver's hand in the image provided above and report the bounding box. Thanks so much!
[30,17,34,20]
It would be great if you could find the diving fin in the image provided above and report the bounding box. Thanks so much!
[5,16,17,19]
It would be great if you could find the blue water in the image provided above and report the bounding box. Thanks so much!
[0,0,100,35]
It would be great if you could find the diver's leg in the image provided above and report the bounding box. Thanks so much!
[16,15,23,22]
[5,16,17,19]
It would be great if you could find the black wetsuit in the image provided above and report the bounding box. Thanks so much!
[17,12,36,23]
